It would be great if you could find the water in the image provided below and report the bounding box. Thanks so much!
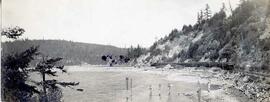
[29,66,222,102]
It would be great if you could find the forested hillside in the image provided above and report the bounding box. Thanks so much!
[137,0,270,73]
[2,39,127,65]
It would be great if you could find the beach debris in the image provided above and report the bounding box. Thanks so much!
[182,92,193,96]
[76,89,84,92]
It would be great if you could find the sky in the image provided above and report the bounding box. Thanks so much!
[2,0,240,48]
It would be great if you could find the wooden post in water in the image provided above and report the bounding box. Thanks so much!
[148,85,153,102]
[126,77,129,90]
[126,97,129,102]
[158,84,162,96]
[130,78,133,101]
[125,77,129,102]
[168,83,171,96]
[197,88,201,102]
[149,85,152,96]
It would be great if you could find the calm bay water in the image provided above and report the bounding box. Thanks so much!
[30,66,219,102]
[58,66,202,102]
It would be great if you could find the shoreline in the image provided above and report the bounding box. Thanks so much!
[64,65,252,102]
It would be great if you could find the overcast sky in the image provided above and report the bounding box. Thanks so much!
[3,0,240,48]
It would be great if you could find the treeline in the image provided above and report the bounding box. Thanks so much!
[2,39,127,65]
[126,45,147,60]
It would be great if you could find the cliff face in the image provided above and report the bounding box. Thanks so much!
[138,0,270,72]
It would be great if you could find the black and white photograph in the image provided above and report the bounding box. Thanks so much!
[1,0,270,102]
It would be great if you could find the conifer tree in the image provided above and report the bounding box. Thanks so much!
[200,10,204,21]
[221,2,226,12]
[34,56,79,102]
[2,27,39,101]
[197,12,201,24]
[197,11,204,24]
[1,27,80,102]
[204,4,212,20]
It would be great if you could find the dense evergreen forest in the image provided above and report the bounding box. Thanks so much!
[137,0,270,73]
[2,39,127,65]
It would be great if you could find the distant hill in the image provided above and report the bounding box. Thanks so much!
[2,39,127,65]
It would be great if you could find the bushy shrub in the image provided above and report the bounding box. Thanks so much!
[182,25,193,34]
[208,50,219,61]
[260,39,270,51]
[186,43,199,58]
[150,48,162,56]
[149,42,158,52]
[168,29,179,41]
[164,45,170,53]
[219,45,236,62]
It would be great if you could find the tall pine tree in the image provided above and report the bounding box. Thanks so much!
[1,27,81,102]
[204,4,212,20]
